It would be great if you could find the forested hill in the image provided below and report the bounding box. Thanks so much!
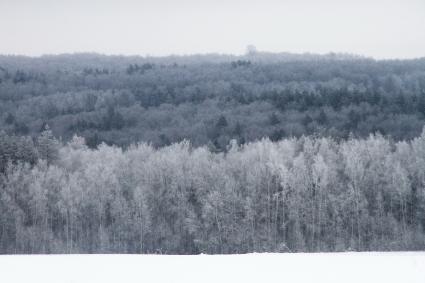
[1,52,425,149]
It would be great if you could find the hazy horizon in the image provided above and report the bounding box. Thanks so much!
[0,0,424,59]
[0,49,386,60]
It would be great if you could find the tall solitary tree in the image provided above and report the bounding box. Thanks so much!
[37,125,60,164]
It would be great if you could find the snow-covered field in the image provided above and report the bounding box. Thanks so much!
[1,252,424,283]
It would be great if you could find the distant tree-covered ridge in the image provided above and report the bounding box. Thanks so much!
[1,130,425,254]
[0,52,425,149]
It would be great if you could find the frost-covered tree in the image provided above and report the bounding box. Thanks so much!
[37,125,59,164]
[2,131,425,254]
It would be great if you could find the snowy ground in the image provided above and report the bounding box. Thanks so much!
[1,252,424,283]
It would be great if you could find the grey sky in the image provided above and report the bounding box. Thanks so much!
[0,0,424,59]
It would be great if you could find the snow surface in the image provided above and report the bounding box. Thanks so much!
[1,252,424,283]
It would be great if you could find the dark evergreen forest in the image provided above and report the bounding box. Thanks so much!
[1,52,425,149]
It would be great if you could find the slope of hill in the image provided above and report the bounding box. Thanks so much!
[0,53,425,149]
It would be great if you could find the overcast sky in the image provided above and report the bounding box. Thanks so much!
[0,0,424,59]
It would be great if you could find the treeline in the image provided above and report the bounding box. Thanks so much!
[1,53,425,149]
[1,129,425,254]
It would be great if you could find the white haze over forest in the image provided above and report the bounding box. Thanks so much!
[0,0,424,59]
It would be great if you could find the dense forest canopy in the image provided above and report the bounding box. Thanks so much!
[1,52,425,149]
[1,130,425,254]
[1,52,425,254]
